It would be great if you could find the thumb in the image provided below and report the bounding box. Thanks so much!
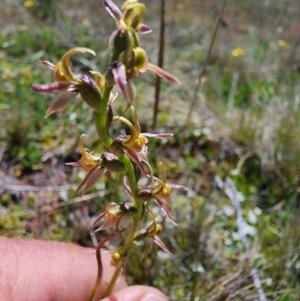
[100,285,168,301]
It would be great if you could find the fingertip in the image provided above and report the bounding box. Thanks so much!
[100,285,168,301]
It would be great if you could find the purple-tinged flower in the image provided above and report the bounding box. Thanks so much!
[33,48,102,117]
[111,107,173,177]
[134,221,172,260]
[74,152,126,196]
[124,163,187,225]
[66,135,127,196]
[93,201,137,233]
[94,202,124,232]
[104,0,180,103]
[104,0,150,33]
[66,134,101,171]
[111,62,132,103]
[151,163,187,224]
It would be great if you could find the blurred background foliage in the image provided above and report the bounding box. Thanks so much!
[1,0,300,300]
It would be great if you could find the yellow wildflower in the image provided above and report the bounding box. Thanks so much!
[232,47,246,57]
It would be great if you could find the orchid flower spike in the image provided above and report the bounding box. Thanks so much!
[104,0,180,103]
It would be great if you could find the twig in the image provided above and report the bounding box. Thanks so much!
[0,148,4,164]
[39,191,105,212]
[0,191,104,218]
[185,0,228,125]
[0,183,76,192]
[152,0,165,130]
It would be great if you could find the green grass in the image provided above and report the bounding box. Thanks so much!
[1,0,300,300]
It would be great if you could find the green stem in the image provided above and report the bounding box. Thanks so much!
[94,85,113,149]
[102,212,141,298]
[120,155,137,195]
[102,265,122,297]
[119,154,143,235]
[93,84,144,299]
[101,155,142,298]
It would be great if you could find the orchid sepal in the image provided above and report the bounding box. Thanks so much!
[61,47,96,82]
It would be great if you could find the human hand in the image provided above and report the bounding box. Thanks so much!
[0,237,168,301]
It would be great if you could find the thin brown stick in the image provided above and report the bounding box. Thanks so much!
[185,0,228,125]
[152,0,165,130]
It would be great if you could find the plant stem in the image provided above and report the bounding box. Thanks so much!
[93,84,144,298]
[94,85,113,149]
[120,155,138,195]
[102,265,122,297]
[102,210,141,298]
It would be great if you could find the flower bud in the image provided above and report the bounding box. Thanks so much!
[133,47,148,72]
[79,75,102,112]
[120,201,138,216]
[111,137,125,157]
[104,66,115,87]
[122,2,145,30]
[137,186,152,202]
[106,202,123,219]
[147,222,163,237]
[109,29,129,60]
[112,252,121,261]
[101,152,126,173]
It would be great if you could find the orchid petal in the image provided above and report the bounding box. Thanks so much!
[147,63,181,84]
[104,0,123,23]
[154,198,177,225]
[39,60,55,70]
[93,211,107,226]
[122,2,145,30]
[65,161,82,167]
[94,218,117,232]
[136,146,148,162]
[76,165,106,196]
[153,236,173,255]
[45,91,78,118]
[123,177,133,198]
[109,91,119,103]
[168,183,188,191]
[90,70,105,92]
[123,147,148,177]
[32,81,72,94]
[112,63,131,103]
[61,47,96,82]
[137,23,152,34]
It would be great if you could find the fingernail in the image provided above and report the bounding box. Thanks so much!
[141,293,168,301]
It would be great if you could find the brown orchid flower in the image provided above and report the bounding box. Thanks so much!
[33,48,101,117]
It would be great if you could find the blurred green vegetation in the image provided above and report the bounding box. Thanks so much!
[1,0,300,300]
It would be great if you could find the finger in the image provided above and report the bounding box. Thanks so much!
[100,285,169,301]
[0,237,127,301]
